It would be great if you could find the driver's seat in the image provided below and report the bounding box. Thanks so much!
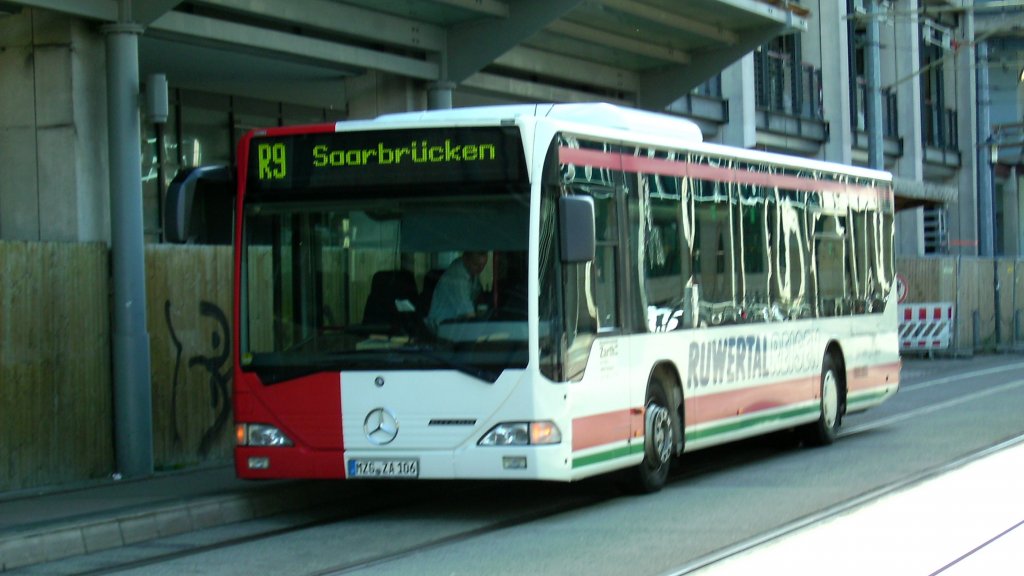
[362,270,418,329]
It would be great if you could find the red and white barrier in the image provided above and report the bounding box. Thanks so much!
[899,303,955,352]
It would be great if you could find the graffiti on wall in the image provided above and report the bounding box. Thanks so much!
[165,300,232,457]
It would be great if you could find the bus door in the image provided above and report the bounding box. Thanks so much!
[556,146,632,446]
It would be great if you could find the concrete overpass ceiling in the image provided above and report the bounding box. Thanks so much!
[486,0,804,106]
[339,0,509,24]
[10,0,807,110]
[138,36,352,108]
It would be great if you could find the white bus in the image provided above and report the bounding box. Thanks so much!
[232,103,900,492]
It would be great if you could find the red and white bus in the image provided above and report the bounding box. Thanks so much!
[230,103,899,492]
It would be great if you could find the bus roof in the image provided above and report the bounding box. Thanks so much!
[339,103,704,144]
[334,103,891,183]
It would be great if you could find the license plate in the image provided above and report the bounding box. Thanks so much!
[348,458,419,478]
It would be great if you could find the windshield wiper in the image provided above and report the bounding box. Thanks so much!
[244,349,501,384]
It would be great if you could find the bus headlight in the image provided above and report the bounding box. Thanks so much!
[236,423,293,447]
[478,422,561,446]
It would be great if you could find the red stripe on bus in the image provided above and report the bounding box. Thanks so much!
[681,361,900,426]
[846,361,901,393]
[571,362,898,449]
[572,408,644,451]
[683,375,817,425]
[558,147,890,201]
[558,146,621,170]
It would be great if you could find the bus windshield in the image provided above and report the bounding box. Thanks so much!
[241,189,530,383]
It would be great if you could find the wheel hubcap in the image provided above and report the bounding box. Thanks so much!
[822,370,839,429]
[645,403,672,465]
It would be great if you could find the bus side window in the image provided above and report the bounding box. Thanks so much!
[589,188,619,330]
[769,191,810,320]
[692,174,736,324]
[815,215,847,317]
[643,190,684,307]
[735,165,767,323]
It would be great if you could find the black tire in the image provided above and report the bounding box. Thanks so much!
[800,353,843,446]
[626,384,674,493]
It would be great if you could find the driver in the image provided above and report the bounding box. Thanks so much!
[427,251,488,329]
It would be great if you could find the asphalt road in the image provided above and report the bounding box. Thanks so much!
[20,354,1024,576]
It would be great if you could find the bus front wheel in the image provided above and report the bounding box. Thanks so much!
[627,384,674,493]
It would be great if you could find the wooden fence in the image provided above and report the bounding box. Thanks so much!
[1,241,232,492]
[146,244,234,469]
[0,241,113,492]
[896,256,1024,353]
[1,242,1022,492]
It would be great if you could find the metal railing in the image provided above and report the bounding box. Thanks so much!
[922,102,958,150]
[853,78,898,137]
[754,49,823,120]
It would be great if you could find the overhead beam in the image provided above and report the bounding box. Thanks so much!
[133,0,182,25]
[494,45,637,92]
[463,71,630,105]
[6,0,179,24]
[601,0,739,45]
[547,19,691,65]
[149,11,438,79]
[432,0,508,18]
[196,0,446,52]
[637,24,788,109]
[446,0,583,82]
[636,4,807,110]
[6,0,114,20]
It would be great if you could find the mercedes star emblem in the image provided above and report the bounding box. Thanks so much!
[363,407,399,445]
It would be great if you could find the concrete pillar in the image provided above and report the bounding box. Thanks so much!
[721,54,756,148]
[816,0,852,164]
[1003,168,1020,257]
[428,81,455,110]
[103,18,154,479]
[1018,169,1024,256]
[892,0,925,256]
[953,6,979,256]
[892,0,924,165]
[345,71,425,119]
[865,0,884,170]
[976,40,995,257]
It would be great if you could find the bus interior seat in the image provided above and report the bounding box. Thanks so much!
[363,270,419,327]
[417,268,446,316]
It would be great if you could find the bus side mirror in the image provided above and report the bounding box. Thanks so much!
[559,195,595,263]
[164,165,232,243]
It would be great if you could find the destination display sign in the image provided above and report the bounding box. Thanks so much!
[247,126,526,194]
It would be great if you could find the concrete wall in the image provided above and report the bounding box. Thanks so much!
[0,9,109,243]
[0,9,40,240]
[345,71,425,121]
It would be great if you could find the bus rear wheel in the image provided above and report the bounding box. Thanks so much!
[626,384,674,493]
[800,353,843,446]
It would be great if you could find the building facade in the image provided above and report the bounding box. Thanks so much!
[1,0,1021,255]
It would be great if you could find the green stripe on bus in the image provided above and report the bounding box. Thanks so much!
[572,442,645,469]
[847,388,891,409]
[685,404,819,443]
[571,399,870,469]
